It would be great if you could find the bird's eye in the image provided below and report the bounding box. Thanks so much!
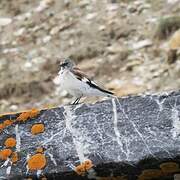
[60,62,68,67]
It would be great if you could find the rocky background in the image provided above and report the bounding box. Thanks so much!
[0,0,180,113]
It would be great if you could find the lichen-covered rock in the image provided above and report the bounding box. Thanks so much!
[0,92,180,179]
[167,29,180,64]
[169,29,180,50]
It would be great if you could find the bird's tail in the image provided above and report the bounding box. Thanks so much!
[99,88,116,98]
[87,80,115,98]
[106,92,116,98]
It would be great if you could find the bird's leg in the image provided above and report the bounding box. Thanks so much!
[76,97,82,104]
[72,98,79,105]
[72,97,82,105]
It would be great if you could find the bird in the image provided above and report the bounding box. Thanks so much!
[57,58,114,105]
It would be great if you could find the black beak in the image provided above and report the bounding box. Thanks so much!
[60,62,68,67]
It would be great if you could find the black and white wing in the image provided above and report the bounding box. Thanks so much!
[72,68,114,96]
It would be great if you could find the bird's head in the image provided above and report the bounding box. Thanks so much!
[60,58,75,70]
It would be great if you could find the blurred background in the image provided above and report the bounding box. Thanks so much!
[0,0,180,113]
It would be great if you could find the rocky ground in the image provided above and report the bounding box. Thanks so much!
[0,0,180,113]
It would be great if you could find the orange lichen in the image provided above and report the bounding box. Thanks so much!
[27,153,46,171]
[36,147,44,153]
[29,108,40,118]
[41,177,47,180]
[84,159,93,170]
[75,164,86,175]
[0,120,14,132]
[11,152,19,163]
[138,169,162,180]
[0,123,5,131]
[17,112,30,122]
[75,159,93,175]
[3,120,13,127]
[4,137,16,148]
[0,149,12,160]
[16,108,40,122]
[31,123,45,135]
[160,162,179,174]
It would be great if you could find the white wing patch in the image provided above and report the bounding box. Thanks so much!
[81,77,98,87]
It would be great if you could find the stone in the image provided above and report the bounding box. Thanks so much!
[0,18,12,26]
[106,3,119,11]
[106,79,145,96]
[86,13,97,21]
[167,0,179,4]
[167,29,180,64]
[174,174,180,180]
[14,28,25,36]
[42,35,51,43]
[35,0,53,12]
[154,16,180,40]
[50,26,60,35]
[0,91,180,179]
[132,39,153,50]
[169,29,180,50]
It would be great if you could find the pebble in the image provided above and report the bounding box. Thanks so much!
[35,0,49,12]
[14,28,25,36]
[50,26,60,35]
[42,35,52,43]
[0,18,12,26]
[32,57,46,64]
[86,13,97,20]
[98,25,106,31]
[167,0,179,4]
[169,29,180,50]
[9,105,18,111]
[132,39,153,50]
[106,4,119,11]
[2,48,19,54]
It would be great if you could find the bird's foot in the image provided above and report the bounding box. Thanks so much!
[71,97,82,105]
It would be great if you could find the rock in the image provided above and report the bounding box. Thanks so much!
[31,57,46,65]
[106,3,119,11]
[169,29,180,50]
[127,5,137,13]
[86,13,97,21]
[14,28,25,36]
[121,59,143,71]
[50,22,74,35]
[167,0,179,4]
[9,105,18,111]
[98,25,106,31]
[42,35,51,43]
[106,79,145,96]
[0,18,12,26]
[0,92,180,179]
[50,26,60,35]
[106,44,124,54]
[174,174,180,180]
[2,48,19,54]
[132,39,153,50]
[167,29,180,64]
[35,0,54,12]
[154,16,180,40]
[167,50,177,64]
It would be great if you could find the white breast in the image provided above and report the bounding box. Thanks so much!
[58,69,88,97]
[58,69,106,98]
